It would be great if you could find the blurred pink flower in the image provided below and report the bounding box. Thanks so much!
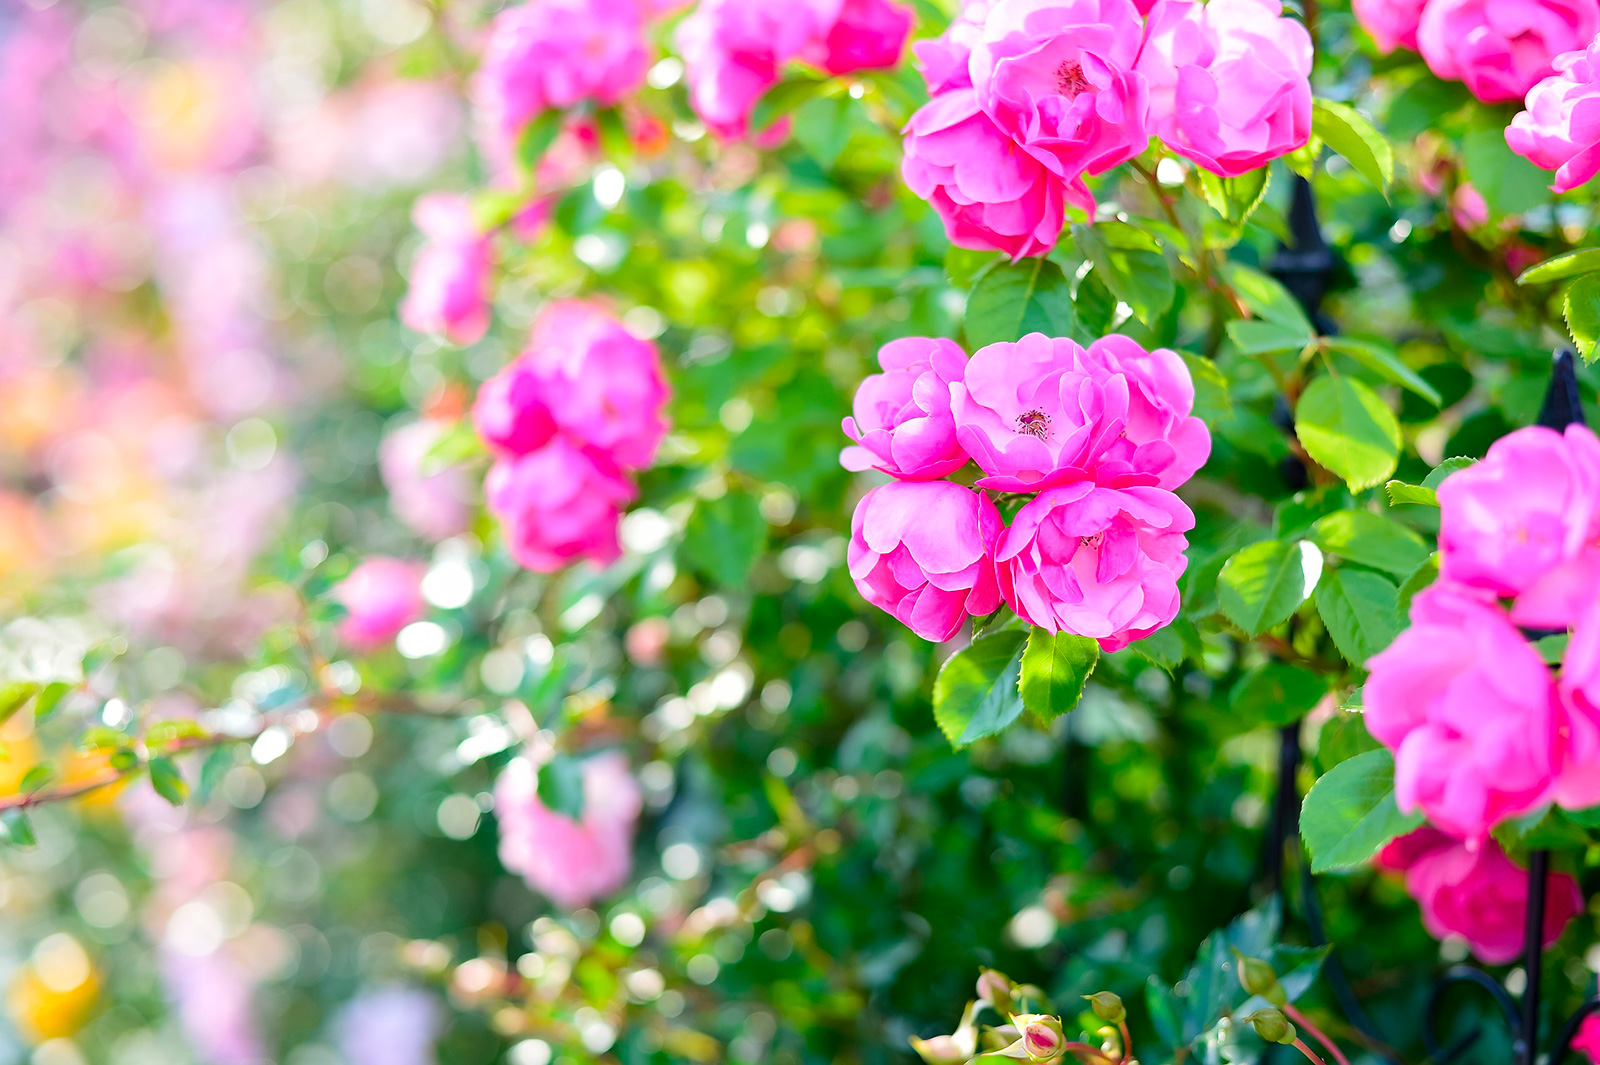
[1138,0,1313,177]
[1417,0,1600,103]
[1375,828,1583,963]
[997,482,1193,651]
[1353,0,1429,50]
[841,336,970,479]
[473,360,558,459]
[1452,182,1491,226]
[380,420,476,542]
[914,1,994,93]
[160,946,265,1065]
[848,481,1004,642]
[495,750,643,908]
[1363,583,1559,841]
[1436,424,1600,629]
[485,440,636,572]
[400,194,492,346]
[333,558,427,650]
[901,88,1080,259]
[334,987,444,1065]
[1508,40,1600,191]
[821,0,916,75]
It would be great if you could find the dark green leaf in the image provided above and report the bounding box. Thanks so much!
[1,809,36,848]
[1316,567,1400,665]
[749,74,830,134]
[1231,663,1327,726]
[932,631,1027,747]
[1301,749,1421,872]
[680,490,766,587]
[964,258,1078,349]
[1462,124,1553,216]
[536,755,586,819]
[1074,221,1174,324]
[1019,628,1098,722]
[1321,337,1442,406]
[148,755,191,806]
[516,110,565,175]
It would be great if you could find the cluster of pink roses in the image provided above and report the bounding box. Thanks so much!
[677,0,914,142]
[844,332,1210,649]
[1356,0,1600,105]
[1366,425,1600,846]
[494,751,643,908]
[473,301,671,572]
[903,0,1314,259]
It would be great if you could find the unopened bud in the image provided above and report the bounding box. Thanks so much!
[1234,954,1286,1006]
[1084,991,1125,1024]
[977,969,1016,1011]
[910,1034,968,1065]
[1017,1015,1066,1061]
[1247,1009,1297,1046]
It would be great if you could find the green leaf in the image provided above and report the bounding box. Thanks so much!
[0,682,39,728]
[1535,632,1570,665]
[1228,319,1314,356]
[680,490,766,588]
[1423,456,1476,490]
[1019,628,1098,723]
[1301,749,1422,872]
[946,246,999,289]
[18,763,55,794]
[77,726,128,753]
[1,809,36,848]
[749,74,830,134]
[792,93,859,170]
[1295,376,1403,492]
[1217,539,1323,636]
[1181,351,1233,423]
[964,258,1078,349]
[1396,553,1439,621]
[1517,248,1600,286]
[932,631,1027,747]
[421,419,485,473]
[148,755,190,806]
[144,719,210,750]
[1197,167,1272,227]
[1225,264,1315,334]
[1320,337,1442,406]
[536,755,586,819]
[1462,124,1553,216]
[1311,99,1393,194]
[516,110,565,175]
[1316,710,1381,771]
[1074,221,1175,324]
[1315,568,1400,665]
[1309,510,1429,577]
[1231,663,1328,726]
[1493,807,1593,851]
[31,681,71,722]
[1384,481,1436,507]
[1565,273,1600,361]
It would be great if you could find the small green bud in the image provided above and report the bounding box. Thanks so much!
[1084,991,1126,1025]
[1247,1009,1297,1046]
[1234,953,1287,1006]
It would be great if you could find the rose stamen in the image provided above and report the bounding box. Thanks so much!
[1055,60,1090,97]
[1015,408,1051,439]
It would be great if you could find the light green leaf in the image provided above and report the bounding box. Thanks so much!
[515,110,565,175]
[1224,264,1315,334]
[1315,568,1400,665]
[1462,124,1553,216]
[749,74,830,134]
[1321,337,1442,406]
[1517,249,1600,286]
[1217,539,1323,636]
[1311,99,1393,194]
[1197,168,1272,227]
[1295,376,1403,492]
[1182,351,1233,423]
[933,631,1028,747]
[1,809,35,848]
[1423,456,1476,491]
[1019,628,1098,722]
[1309,510,1429,577]
[1301,749,1421,873]
[1073,222,1174,325]
[1228,319,1315,356]
[792,93,858,170]
[964,258,1078,349]
[1384,481,1436,507]
[1564,273,1600,361]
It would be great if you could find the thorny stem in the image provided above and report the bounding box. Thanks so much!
[1291,1037,1329,1065]
[1284,1004,1353,1065]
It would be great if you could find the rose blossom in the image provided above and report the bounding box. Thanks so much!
[676,0,843,141]
[996,482,1193,650]
[1352,0,1428,51]
[1417,0,1600,104]
[494,751,642,909]
[1575,983,1600,1062]
[472,0,650,162]
[950,333,1132,490]
[1080,335,1211,488]
[399,194,491,347]
[914,1,994,93]
[1552,600,1600,810]
[1137,0,1313,177]
[1375,828,1583,963]
[1363,583,1560,841]
[486,440,637,572]
[333,558,426,650]
[841,337,969,479]
[968,0,1151,188]
[822,0,916,75]
[848,481,1003,642]
[901,89,1081,259]
[1436,424,1600,629]
[473,358,557,459]
[379,420,476,542]
[1508,40,1600,191]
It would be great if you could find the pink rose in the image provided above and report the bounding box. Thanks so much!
[1575,987,1600,1063]
[523,300,671,470]
[841,337,970,479]
[472,0,650,163]
[914,1,994,93]
[1137,0,1313,177]
[379,421,476,542]
[333,558,426,650]
[822,0,915,75]
[1553,601,1600,810]
[901,89,1081,259]
[486,441,636,572]
[1417,0,1600,103]
[996,482,1193,651]
[1375,828,1583,964]
[1352,0,1428,51]
[950,333,1131,491]
[1080,335,1212,489]
[494,751,642,909]
[473,359,558,459]
[1452,182,1491,227]
[1507,40,1600,192]
[968,0,1151,190]
[676,0,843,141]
[848,481,1003,642]
[1363,583,1559,841]
[399,194,491,347]
[1436,424,1600,629]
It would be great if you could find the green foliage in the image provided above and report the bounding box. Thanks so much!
[1218,539,1322,636]
[1295,376,1403,491]
[1018,628,1099,722]
[964,258,1078,348]
[932,631,1027,746]
[1311,100,1394,194]
[1301,750,1423,872]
